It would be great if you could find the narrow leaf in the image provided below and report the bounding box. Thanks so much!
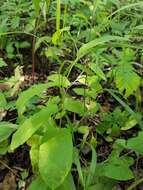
[77,35,129,59]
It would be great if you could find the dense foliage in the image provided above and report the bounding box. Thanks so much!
[0,0,143,189]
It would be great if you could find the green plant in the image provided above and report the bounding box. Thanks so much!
[0,0,143,190]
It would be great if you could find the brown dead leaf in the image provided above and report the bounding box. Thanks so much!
[1,171,17,190]
[100,104,110,113]
[0,83,10,91]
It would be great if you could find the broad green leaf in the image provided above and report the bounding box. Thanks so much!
[126,132,143,155]
[39,129,73,189]
[77,35,129,59]
[115,63,140,97]
[28,174,76,190]
[114,132,143,156]
[0,122,17,143]
[121,118,137,130]
[56,173,76,190]
[16,83,54,115]
[28,177,49,190]
[48,74,70,88]
[96,151,134,180]
[10,104,58,150]
[87,177,117,190]
[41,125,61,144]
[64,97,86,115]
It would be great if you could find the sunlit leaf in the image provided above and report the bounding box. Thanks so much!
[39,129,73,189]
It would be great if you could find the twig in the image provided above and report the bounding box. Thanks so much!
[0,160,21,179]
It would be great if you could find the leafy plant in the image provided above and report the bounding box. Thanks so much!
[0,0,143,190]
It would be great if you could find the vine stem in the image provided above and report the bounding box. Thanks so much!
[127,178,143,190]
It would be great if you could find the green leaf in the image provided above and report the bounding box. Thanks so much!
[0,122,17,143]
[114,132,143,156]
[77,35,129,59]
[29,135,41,173]
[96,151,134,180]
[10,104,58,150]
[19,41,31,48]
[89,63,106,81]
[0,140,9,155]
[121,117,137,130]
[16,83,54,115]
[28,177,49,190]
[41,125,61,144]
[86,146,97,187]
[48,74,70,88]
[113,139,126,152]
[126,132,143,155]
[73,88,85,96]
[0,58,6,67]
[87,177,117,190]
[73,148,85,188]
[11,16,20,29]
[115,63,140,97]
[32,0,41,15]
[30,146,39,172]
[28,174,76,190]
[64,97,86,115]
[0,92,7,108]
[56,173,76,190]
[39,129,73,189]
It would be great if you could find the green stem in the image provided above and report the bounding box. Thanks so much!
[56,0,61,32]
[127,178,143,190]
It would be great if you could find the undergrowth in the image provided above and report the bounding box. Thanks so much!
[0,0,143,189]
